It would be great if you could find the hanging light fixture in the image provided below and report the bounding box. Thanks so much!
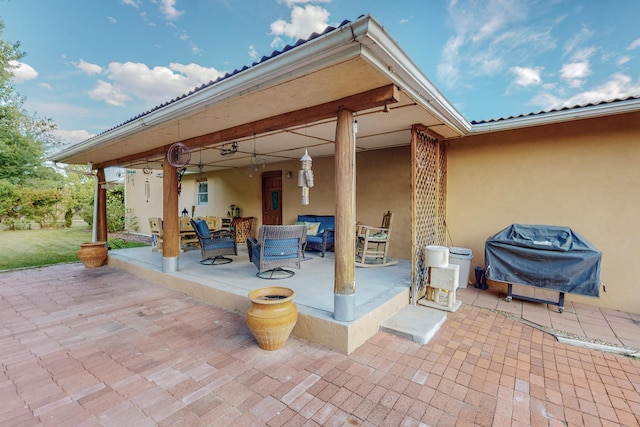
[220,142,238,156]
[247,134,267,177]
[196,149,206,182]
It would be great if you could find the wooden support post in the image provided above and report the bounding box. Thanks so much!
[95,168,108,243]
[334,109,356,321]
[162,160,180,271]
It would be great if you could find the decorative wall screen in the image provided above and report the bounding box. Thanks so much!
[410,126,447,304]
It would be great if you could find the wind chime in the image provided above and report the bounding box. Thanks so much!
[298,149,314,205]
[143,162,152,203]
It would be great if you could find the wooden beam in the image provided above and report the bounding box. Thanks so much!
[97,85,399,169]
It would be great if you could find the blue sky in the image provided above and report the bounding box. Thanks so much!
[3,0,640,146]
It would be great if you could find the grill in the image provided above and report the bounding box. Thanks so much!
[485,224,602,313]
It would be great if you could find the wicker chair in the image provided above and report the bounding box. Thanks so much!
[190,219,237,265]
[246,225,306,279]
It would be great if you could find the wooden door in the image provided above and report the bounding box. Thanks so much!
[262,171,282,225]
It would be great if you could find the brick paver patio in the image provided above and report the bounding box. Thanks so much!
[1,264,639,426]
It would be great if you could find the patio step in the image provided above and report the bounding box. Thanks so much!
[380,304,447,344]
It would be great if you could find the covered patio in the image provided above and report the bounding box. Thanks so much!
[107,245,412,354]
[51,14,460,355]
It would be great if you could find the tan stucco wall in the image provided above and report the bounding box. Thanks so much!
[447,111,640,314]
[127,146,413,259]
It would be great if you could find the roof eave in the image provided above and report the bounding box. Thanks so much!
[354,17,471,136]
[469,97,640,134]
[51,17,371,164]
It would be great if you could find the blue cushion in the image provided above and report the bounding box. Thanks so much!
[262,238,300,259]
[194,219,210,236]
[296,215,334,234]
[202,239,235,250]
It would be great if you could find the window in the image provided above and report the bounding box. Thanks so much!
[197,181,208,206]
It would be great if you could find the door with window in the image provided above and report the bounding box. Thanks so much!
[262,171,282,225]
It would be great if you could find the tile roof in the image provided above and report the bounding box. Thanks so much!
[94,19,355,138]
[470,95,640,125]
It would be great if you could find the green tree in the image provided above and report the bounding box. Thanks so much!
[0,20,71,228]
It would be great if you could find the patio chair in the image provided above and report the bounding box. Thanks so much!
[180,217,199,249]
[190,218,237,265]
[355,211,398,267]
[149,217,163,252]
[246,224,306,279]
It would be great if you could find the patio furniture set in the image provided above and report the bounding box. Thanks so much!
[148,211,396,279]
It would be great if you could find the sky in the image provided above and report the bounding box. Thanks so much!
[3,0,640,147]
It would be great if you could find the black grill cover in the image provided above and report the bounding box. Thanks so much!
[485,224,602,297]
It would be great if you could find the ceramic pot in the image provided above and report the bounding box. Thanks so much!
[78,242,108,268]
[246,287,298,350]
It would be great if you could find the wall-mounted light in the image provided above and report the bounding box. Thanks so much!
[286,171,293,179]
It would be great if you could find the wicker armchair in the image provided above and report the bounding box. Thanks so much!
[246,225,306,279]
[190,219,237,265]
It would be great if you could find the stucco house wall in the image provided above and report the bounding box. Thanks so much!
[446,111,640,314]
[128,146,413,260]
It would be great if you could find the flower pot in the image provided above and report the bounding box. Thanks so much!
[78,242,108,268]
[246,286,298,350]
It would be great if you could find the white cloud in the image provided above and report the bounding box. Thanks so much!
[563,26,593,56]
[121,0,139,7]
[535,73,640,110]
[278,0,331,7]
[158,0,184,20]
[55,128,95,145]
[89,80,132,106]
[617,55,631,66]
[559,48,594,88]
[471,54,503,76]
[39,83,52,90]
[248,45,258,60]
[9,61,38,83]
[437,34,465,87]
[561,57,592,88]
[88,61,225,107]
[270,5,330,40]
[438,0,530,87]
[270,37,283,50]
[560,62,590,87]
[107,16,117,24]
[571,47,595,63]
[627,38,640,50]
[510,66,543,87]
[75,59,103,76]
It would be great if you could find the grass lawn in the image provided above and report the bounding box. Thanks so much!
[0,220,148,271]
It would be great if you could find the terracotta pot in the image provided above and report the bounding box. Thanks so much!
[78,242,108,268]
[246,287,298,350]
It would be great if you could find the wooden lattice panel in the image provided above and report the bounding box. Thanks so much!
[410,128,447,303]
